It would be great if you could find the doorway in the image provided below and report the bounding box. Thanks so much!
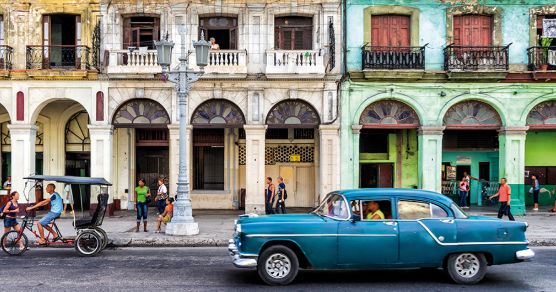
[199,17,238,50]
[136,147,169,196]
[360,163,393,188]
[65,152,91,211]
[44,14,79,68]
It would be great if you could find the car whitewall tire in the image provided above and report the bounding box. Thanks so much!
[257,245,299,286]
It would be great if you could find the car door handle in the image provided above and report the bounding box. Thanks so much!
[383,221,397,226]
[440,219,454,224]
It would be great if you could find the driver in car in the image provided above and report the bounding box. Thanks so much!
[26,183,63,245]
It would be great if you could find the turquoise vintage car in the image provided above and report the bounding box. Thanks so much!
[229,189,534,285]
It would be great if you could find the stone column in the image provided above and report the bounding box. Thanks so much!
[351,125,362,188]
[418,126,444,193]
[498,126,528,216]
[8,124,37,204]
[88,125,114,213]
[244,125,266,214]
[319,124,340,202]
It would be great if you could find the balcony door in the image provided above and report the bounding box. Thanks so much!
[123,16,160,49]
[199,17,238,50]
[371,15,410,47]
[275,16,313,50]
[453,15,492,46]
[42,14,81,68]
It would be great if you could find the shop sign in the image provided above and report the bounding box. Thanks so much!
[456,156,471,165]
[289,154,301,162]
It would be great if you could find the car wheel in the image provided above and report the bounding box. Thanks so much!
[75,230,102,257]
[257,245,299,286]
[446,252,487,285]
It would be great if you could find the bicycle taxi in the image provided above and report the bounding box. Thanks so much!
[1,175,111,256]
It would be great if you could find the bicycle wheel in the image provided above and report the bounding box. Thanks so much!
[75,230,102,257]
[1,231,29,256]
[93,227,108,250]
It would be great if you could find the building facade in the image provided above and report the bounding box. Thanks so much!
[343,0,556,215]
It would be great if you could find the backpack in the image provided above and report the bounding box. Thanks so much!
[283,189,288,200]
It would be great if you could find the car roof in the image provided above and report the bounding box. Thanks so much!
[334,188,453,206]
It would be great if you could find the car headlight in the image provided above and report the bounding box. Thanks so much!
[235,224,242,233]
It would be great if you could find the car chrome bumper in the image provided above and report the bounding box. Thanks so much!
[516,248,535,260]
[229,239,257,268]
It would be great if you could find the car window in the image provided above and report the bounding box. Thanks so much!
[361,200,392,220]
[315,194,349,220]
[398,200,449,219]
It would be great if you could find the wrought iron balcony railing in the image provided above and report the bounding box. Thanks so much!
[26,45,90,70]
[362,45,426,70]
[0,45,13,70]
[527,46,556,71]
[444,44,510,71]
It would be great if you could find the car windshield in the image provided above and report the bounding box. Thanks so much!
[451,203,468,219]
[314,194,349,220]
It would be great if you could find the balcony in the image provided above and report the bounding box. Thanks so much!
[362,45,426,70]
[527,46,556,71]
[444,44,510,72]
[190,50,247,78]
[0,45,13,77]
[105,48,161,78]
[26,45,90,70]
[265,50,325,78]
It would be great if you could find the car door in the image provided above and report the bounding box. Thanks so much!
[397,199,456,265]
[337,198,399,267]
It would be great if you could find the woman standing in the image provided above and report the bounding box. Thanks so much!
[155,178,168,215]
[135,179,151,232]
[62,183,74,216]
[265,177,276,215]
[531,175,541,211]
[2,191,24,250]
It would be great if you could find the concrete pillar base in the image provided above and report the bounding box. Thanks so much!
[165,222,199,236]
[245,203,265,215]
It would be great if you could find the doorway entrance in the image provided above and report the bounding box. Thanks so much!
[135,128,169,195]
[360,163,393,188]
[65,152,91,211]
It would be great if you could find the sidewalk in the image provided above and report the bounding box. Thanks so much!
[14,207,556,247]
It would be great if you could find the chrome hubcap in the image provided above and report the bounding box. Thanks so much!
[455,253,480,278]
[265,253,291,279]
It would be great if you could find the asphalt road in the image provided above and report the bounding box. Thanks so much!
[0,247,553,292]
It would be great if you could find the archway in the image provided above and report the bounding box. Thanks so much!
[441,100,502,207]
[191,99,245,197]
[0,104,10,207]
[112,99,171,204]
[358,100,420,189]
[524,100,556,207]
[263,99,320,207]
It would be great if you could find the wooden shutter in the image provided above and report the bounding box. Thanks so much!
[453,14,492,46]
[371,15,410,47]
[75,15,82,69]
[153,17,160,44]
[123,17,131,49]
[229,27,237,50]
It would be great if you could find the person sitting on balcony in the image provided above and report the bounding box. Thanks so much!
[210,38,220,50]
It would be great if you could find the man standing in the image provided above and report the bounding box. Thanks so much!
[275,176,287,214]
[489,178,515,221]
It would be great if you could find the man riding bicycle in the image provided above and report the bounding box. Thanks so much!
[26,183,63,245]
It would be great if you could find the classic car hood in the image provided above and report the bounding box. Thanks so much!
[238,213,324,224]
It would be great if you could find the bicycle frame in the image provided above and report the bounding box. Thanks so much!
[15,212,74,246]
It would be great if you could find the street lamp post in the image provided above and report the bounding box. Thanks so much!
[155,30,210,236]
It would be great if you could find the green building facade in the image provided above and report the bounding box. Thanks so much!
[343,0,556,215]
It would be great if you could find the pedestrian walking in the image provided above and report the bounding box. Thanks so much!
[135,178,151,232]
[530,175,540,211]
[155,178,168,215]
[489,178,515,221]
[462,171,477,209]
[2,191,24,250]
[458,177,468,208]
[62,184,74,216]
[265,177,276,215]
[275,176,287,214]
[156,197,174,233]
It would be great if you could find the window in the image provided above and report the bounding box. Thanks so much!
[398,200,449,219]
[350,199,392,220]
[453,14,493,46]
[535,15,556,46]
[193,129,225,190]
[123,16,160,49]
[199,17,238,50]
[360,130,388,153]
[0,15,4,46]
[275,16,313,50]
[371,15,410,47]
[314,194,348,220]
[443,130,499,150]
